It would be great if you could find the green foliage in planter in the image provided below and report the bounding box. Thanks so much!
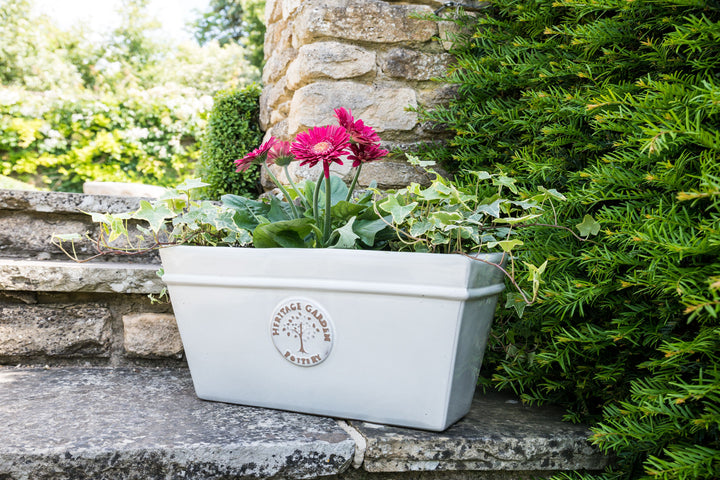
[197,85,263,199]
[422,1,720,478]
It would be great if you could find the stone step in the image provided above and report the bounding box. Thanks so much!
[0,188,158,262]
[0,367,609,480]
[0,259,179,367]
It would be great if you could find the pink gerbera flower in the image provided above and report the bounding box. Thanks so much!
[347,143,388,168]
[291,125,350,178]
[267,141,294,167]
[234,137,278,172]
[334,107,381,145]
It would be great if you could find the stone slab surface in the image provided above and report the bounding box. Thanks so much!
[352,393,609,473]
[0,189,145,214]
[0,259,164,294]
[0,367,355,480]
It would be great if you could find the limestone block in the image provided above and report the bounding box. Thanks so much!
[262,48,297,85]
[123,313,183,358]
[293,0,437,46]
[286,42,376,90]
[0,259,165,294]
[260,79,292,129]
[265,0,282,24]
[288,81,417,135]
[357,160,435,189]
[380,48,454,81]
[282,0,303,19]
[0,304,111,358]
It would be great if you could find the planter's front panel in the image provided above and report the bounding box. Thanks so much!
[162,247,505,431]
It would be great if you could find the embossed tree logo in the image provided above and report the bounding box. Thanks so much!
[281,313,322,354]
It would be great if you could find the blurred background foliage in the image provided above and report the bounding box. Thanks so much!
[0,0,263,193]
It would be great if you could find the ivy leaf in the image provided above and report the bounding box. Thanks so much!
[175,178,209,194]
[53,233,83,242]
[410,218,433,237]
[487,238,524,252]
[505,292,527,318]
[493,174,518,194]
[471,171,492,181]
[475,199,503,218]
[330,217,360,249]
[494,213,543,224]
[378,195,418,223]
[537,186,567,201]
[430,211,463,229]
[525,260,548,299]
[576,214,601,236]
[405,153,436,168]
[134,200,174,234]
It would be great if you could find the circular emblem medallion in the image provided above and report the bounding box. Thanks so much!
[270,298,334,367]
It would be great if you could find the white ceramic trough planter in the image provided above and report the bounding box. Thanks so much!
[160,246,506,431]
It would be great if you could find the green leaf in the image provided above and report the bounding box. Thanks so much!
[378,195,418,223]
[175,178,209,194]
[475,199,503,218]
[267,195,293,222]
[53,233,83,242]
[505,292,527,318]
[222,194,271,223]
[330,200,367,222]
[494,213,543,224]
[405,153,436,168]
[487,238,524,252]
[252,218,318,248]
[134,200,174,234]
[409,218,434,237]
[321,175,349,206]
[576,214,601,236]
[493,174,519,194]
[330,217,360,249]
[524,260,548,299]
[353,217,390,247]
[430,211,464,229]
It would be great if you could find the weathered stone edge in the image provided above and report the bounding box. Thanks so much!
[0,259,164,294]
[0,189,146,214]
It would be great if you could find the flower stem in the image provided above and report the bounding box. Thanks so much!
[323,173,332,246]
[284,165,310,210]
[345,163,363,203]
[265,164,300,219]
[313,175,323,230]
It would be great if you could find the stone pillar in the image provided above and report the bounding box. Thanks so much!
[260,0,458,189]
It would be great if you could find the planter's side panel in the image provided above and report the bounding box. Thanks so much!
[444,296,500,426]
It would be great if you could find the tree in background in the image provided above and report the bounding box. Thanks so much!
[0,0,259,191]
[191,0,265,69]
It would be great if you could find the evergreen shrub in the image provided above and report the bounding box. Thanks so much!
[198,84,263,199]
[424,1,720,478]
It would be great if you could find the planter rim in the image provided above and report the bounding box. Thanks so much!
[160,246,506,301]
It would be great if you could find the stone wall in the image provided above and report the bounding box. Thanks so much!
[260,0,466,190]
